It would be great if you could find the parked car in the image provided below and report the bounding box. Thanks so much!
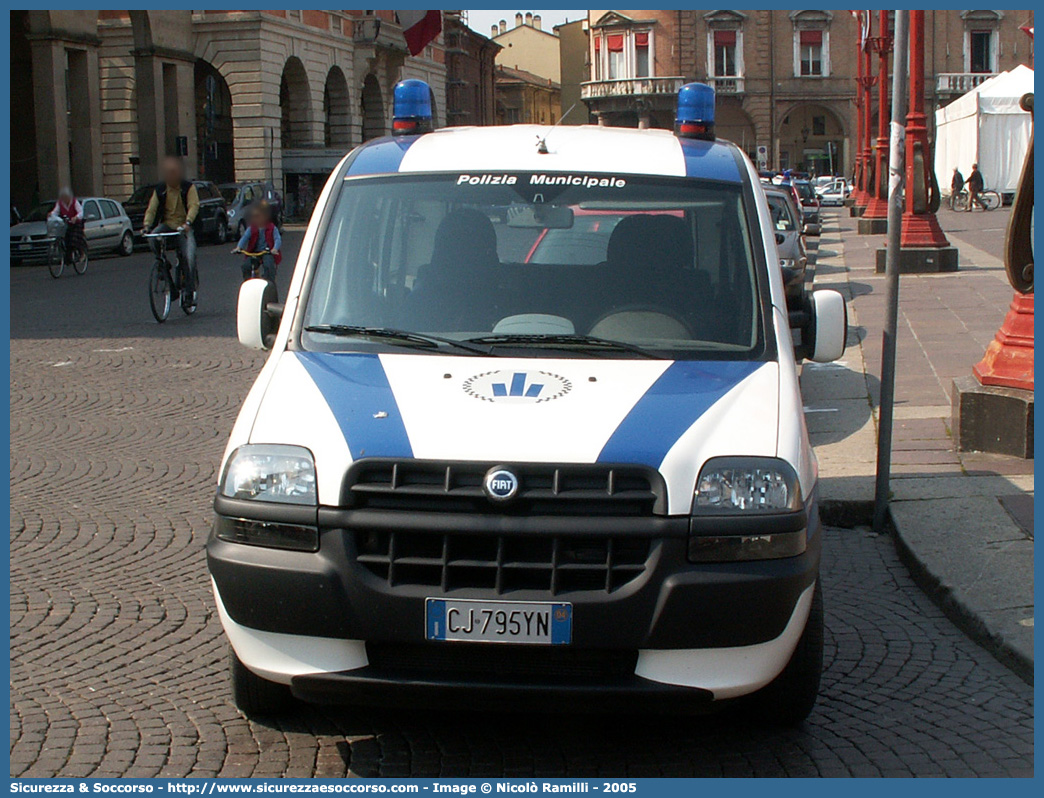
[212,79,850,725]
[10,197,134,264]
[816,178,850,207]
[791,179,821,236]
[219,182,284,236]
[764,186,808,306]
[124,180,230,244]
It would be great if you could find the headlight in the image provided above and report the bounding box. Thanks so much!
[228,208,236,218]
[221,444,317,505]
[689,457,806,562]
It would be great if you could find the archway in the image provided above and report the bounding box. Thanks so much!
[195,60,235,184]
[716,103,757,162]
[360,74,384,142]
[323,66,351,148]
[778,103,846,176]
[280,56,311,149]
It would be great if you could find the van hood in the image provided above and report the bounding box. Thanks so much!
[248,352,780,512]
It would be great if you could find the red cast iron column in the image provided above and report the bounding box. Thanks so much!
[861,10,891,226]
[851,18,867,208]
[900,10,951,248]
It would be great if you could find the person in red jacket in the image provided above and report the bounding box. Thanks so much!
[47,186,87,265]
[231,202,281,282]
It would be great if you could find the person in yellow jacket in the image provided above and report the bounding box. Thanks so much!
[142,157,200,297]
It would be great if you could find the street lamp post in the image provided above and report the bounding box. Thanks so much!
[856,31,875,216]
[879,9,958,272]
[850,11,868,214]
[859,10,891,233]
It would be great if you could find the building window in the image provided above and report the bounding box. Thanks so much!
[799,30,823,76]
[592,30,654,81]
[635,32,650,77]
[812,115,825,136]
[713,30,737,76]
[970,29,993,72]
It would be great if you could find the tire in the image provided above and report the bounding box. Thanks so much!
[229,647,294,718]
[745,580,823,727]
[72,246,88,276]
[118,230,134,257]
[214,217,229,245]
[48,241,65,279]
[981,191,1001,211]
[148,262,173,322]
[953,193,970,212]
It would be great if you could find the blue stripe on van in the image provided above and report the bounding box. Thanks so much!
[679,137,742,183]
[297,352,413,459]
[345,136,421,177]
[597,361,762,468]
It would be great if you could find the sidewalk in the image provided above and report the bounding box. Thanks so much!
[802,207,1034,681]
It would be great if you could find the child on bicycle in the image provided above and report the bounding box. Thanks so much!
[231,202,281,282]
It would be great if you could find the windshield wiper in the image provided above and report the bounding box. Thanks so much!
[304,325,492,356]
[465,333,662,359]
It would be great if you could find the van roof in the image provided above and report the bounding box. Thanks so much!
[345,124,745,184]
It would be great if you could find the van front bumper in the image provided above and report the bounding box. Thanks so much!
[207,496,820,702]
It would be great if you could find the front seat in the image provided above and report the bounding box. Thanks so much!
[591,214,702,336]
[403,209,501,332]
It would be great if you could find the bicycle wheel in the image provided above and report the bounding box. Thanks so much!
[981,191,1001,211]
[48,241,64,279]
[72,246,89,275]
[149,261,173,322]
[953,192,969,212]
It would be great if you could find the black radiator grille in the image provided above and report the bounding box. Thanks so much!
[355,529,650,595]
[344,460,665,517]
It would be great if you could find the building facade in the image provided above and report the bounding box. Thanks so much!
[444,11,500,126]
[11,10,447,218]
[555,18,592,124]
[581,9,1035,173]
[491,12,560,83]
[494,66,561,126]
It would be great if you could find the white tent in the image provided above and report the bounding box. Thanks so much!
[934,64,1034,194]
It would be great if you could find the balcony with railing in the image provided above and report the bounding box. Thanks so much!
[936,73,996,95]
[709,76,745,95]
[581,76,686,101]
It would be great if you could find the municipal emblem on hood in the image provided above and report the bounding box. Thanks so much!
[483,467,520,502]
[463,370,572,404]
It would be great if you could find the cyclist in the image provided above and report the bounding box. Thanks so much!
[967,163,985,211]
[950,167,964,209]
[141,157,199,297]
[48,186,86,265]
[231,202,281,282]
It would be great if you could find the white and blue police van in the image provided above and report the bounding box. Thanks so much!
[210,80,848,725]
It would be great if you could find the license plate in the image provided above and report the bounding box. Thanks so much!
[18,243,31,251]
[426,598,572,645]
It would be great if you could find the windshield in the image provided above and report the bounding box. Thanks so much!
[794,182,815,201]
[767,195,797,232]
[220,187,240,204]
[301,172,765,359]
[23,203,54,223]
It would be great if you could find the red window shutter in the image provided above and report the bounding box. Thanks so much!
[800,30,822,46]
[714,30,736,47]
[635,32,649,47]
[607,34,624,52]
[594,36,600,50]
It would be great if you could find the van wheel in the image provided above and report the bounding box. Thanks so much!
[746,581,823,727]
[229,647,294,717]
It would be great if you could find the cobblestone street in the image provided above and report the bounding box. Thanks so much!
[10,223,1034,778]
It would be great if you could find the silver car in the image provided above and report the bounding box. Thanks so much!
[11,197,135,264]
[763,186,807,306]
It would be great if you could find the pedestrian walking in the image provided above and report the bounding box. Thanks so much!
[967,163,985,211]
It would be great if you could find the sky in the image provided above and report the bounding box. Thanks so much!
[465,9,587,36]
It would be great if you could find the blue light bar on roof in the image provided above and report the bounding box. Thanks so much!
[675,82,716,141]
[392,79,433,136]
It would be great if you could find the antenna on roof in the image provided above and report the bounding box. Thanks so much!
[536,102,579,154]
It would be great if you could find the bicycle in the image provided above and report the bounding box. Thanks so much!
[234,247,279,303]
[46,219,88,279]
[952,187,1002,211]
[145,231,197,322]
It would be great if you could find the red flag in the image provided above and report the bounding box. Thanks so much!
[396,10,442,55]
